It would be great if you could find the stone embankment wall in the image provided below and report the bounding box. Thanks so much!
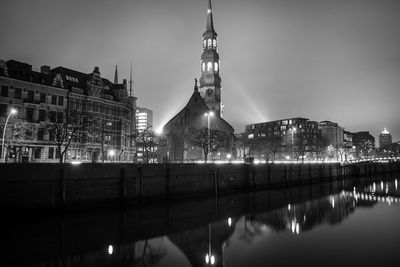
[0,162,399,208]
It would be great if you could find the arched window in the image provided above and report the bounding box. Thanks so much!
[214,62,218,72]
[213,39,217,47]
[203,39,206,48]
[202,62,205,71]
[207,62,212,72]
[207,39,212,47]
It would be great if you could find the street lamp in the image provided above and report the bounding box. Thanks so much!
[290,127,297,162]
[2,108,17,161]
[204,111,214,162]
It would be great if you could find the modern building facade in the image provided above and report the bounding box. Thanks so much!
[0,59,137,163]
[135,107,153,133]
[318,121,344,160]
[379,128,392,149]
[245,117,320,161]
[353,131,375,159]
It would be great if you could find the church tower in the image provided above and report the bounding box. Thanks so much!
[199,0,222,116]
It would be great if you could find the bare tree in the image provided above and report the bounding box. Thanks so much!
[190,127,228,163]
[136,126,157,163]
[49,109,83,163]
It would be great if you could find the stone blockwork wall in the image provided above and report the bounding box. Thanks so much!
[1,162,399,208]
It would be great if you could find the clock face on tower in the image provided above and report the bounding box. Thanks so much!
[206,88,213,96]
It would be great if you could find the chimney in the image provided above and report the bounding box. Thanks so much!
[0,59,8,76]
[40,65,51,74]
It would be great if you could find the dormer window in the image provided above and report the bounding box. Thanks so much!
[202,62,206,72]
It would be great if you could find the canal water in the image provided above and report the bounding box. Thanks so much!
[3,176,400,267]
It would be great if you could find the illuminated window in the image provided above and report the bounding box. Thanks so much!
[202,62,205,71]
[208,39,212,47]
[214,62,218,72]
[203,39,206,48]
[213,39,217,47]
[207,62,212,72]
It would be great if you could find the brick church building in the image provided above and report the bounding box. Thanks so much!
[163,0,234,162]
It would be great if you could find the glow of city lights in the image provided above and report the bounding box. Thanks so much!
[155,127,163,135]
[70,161,81,165]
[108,245,113,255]
[228,217,232,227]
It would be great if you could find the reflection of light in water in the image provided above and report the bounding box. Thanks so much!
[205,254,216,265]
[296,223,300,234]
[385,182,389,194]
[228,217,232,227]
[372,183,376,194]
[288,204,291,211]
[331,197,335,208]
[396,179,398,190]
[108,245,113,255]
[381,181,384,191]
[290,220,300,235]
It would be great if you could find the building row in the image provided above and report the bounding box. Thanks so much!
[244,117,393,162]
[0,59,142,163]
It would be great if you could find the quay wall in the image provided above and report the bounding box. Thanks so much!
[0,161,399,208]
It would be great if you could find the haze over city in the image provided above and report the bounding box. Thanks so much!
[1,0,399,141]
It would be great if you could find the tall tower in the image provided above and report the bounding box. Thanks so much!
[199,0,222,116]
[114,65,118,84]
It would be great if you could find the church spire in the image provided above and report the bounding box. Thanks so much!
[206,0,214,30]
[199,0,222,116]
[114,65,118,84]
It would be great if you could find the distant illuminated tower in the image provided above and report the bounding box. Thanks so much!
[199,0,222,116]
[379,128,392,148]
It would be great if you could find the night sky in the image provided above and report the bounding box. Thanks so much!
[1,0,399,142]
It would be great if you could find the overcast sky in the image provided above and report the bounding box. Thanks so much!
[1,0,399,141]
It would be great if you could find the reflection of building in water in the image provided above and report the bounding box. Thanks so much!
[168,218,236,267]
[247,179,399,236]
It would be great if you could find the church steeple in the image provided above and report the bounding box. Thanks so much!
[206,0,214,31]
[114,65,118,84]
[199,0,222,117]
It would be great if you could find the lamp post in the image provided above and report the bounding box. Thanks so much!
[204,111,214,162]
[290,127,297,161]
[2,108,17,161]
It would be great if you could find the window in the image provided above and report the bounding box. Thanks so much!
[26,107,35,123]
[14,88,22,99]
[39,109,45,121]
[57,112,63,122]
[27,90,34,102]
[34,148,41,159]
[213,39,217,47]
[202,62,205,72]
[48,147,54,159]
[49,129,55,141]
[40,92,46,103]
[58,96,64,106]
[203,39,206,48]
[214,62,218,72]
[52,95,57,105]
[0,104,7,117]
[37,128,44,140]
[208,39,212,47]
[207,62,212,72]
[49,111,56,122]
[1,85,8,97]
